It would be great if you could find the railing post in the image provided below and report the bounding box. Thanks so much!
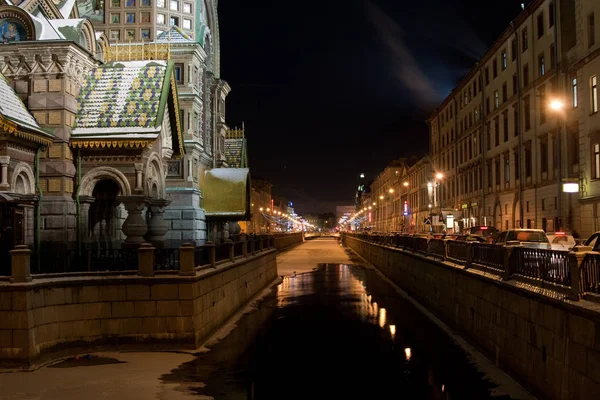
[179,242,195,276]
[205,241,216,268]
[442,239,449,261]
[567,246,591,301]
[250,239,256,255]
[465,242,474,269]
[10,245,31,283]
[259,237,264,251]
[503,243,518,280]
[226,239,234,262]
[242,240,248,257]
[138,242,155,277]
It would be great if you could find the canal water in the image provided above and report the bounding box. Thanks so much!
[162,264,514,399]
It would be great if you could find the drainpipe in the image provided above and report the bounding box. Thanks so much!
[35,147,43,271]
[511,20,524,228]
[553,0,562,230]
[76,149,82,253]
[478,62,486,226]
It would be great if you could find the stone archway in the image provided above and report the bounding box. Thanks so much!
[11,162,35,194]
[144,153,165,199]
[80,166,132,197]
[88,179,123,247]
[494,199,503,230]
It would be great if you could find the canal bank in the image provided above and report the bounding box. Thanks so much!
[343,234,600,400]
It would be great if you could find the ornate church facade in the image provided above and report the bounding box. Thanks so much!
[0,0,249,259]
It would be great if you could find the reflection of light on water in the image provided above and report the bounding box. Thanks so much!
[372,302,378,318]
[378,308,386,328]
[404,347,412,361]
[389,325,396,338]
[442,384,445,392]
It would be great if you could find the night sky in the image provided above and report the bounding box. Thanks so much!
[219,0,527,215]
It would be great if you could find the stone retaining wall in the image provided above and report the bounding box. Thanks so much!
[0,250,277,367]
[273,233,304,250]
[344,235,600,400]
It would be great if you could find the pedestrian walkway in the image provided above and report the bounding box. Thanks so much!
[276,237,352,276]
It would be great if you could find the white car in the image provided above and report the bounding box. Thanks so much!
[546,232,576,251]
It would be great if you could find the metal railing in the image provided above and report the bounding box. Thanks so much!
[154,248,180,271]
[472,243,505,271]
[578,253,600,294]
[446,240,469,263]
[511,247,571,286]
[30,247,138,274]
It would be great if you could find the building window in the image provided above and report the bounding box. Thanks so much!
[157,0,164,7]
[503,111,508,142]
[511,39,517,61]
[539,85,546,124]
[486,122,491,150]
[494,90,499,109]
[525,144,532,178]
[474,109,479,122]
[495,118,500,146]
[538,53,545,77]
[513,104,519,137]
[486,97,490,114]
[522,27,528,52]
[170,16,179,26]
[170,0,179,10]
[183,2,192,13]
[513,73,518,95]
[126,12,135,23]
[502,82,507,102]
[485,67,489,86]
[174,63,184,84]
[505,156,510,183]
[540,138,548,173]
[537,12,544,38]
[157,13,165,24]
[549,2,555,28]
[502,49,507,69]
[572,77,578,108]
[594,143,600,178]
[523,64,529,86]
[514,151,519,181]
[550,43,555,69]
[589,13,596,48]
[569,129,580,165]
[592,75,598,113]
[495,158,501,186]
[493,58,498,78]
[183,18,191,30]
[524,95,531,130]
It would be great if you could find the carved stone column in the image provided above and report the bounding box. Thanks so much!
[79,195,95,244]
[147,199,171,247]
[134,163,144,194]
[118,195,150,247]
[0,155,10,191]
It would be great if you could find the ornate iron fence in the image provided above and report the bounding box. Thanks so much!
[154,248,180,271]
[465,243,506,271]
[511,247,571,286]
[30,247,138,274]
[446,240,469,263]
[580,253,600,294]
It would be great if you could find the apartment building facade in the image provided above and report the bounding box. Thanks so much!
[429,0,587,234]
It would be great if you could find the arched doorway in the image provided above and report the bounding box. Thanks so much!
[89,179,122,247]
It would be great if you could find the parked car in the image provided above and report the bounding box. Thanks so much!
[468,226,500,243]
[493,229,551,249]
[584,232,600,251]
[546,232,576,251]
[455,234,488,243]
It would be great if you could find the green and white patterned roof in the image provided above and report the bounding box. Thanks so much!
[74,60,169,132]
[0,72,49,135]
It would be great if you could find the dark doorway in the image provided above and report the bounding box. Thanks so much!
[89,179,121,247]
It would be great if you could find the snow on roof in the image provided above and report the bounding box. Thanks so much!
[30,12,64,40]
[0,72,49,135]
[58,0,77,19]
[49,19,85,43]
[205,168,250,184]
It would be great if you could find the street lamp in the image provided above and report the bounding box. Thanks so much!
[549,98,565,230]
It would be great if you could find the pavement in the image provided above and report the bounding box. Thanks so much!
[276,237,352,276]
[0,239,349,400]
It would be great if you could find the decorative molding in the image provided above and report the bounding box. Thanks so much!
[79,166,132,197]
[70,139,153,149]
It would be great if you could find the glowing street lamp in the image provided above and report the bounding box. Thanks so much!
[435,172,444,180]
[388,188,394,194]
[550,99,564,110]
[379,195,384,200]
[403,181,409,187]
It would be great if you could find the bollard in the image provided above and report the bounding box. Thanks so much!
[205,241,216,268]
[226,239,234,262]
[10,245,31,283]
[138,242,155,277]
[179,242,196,276]
[242,241,248,257]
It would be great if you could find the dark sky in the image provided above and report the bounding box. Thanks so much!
[219,0,527,215]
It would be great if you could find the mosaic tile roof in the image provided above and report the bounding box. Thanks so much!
[224,138,247,168]
[0,72,48,135]
[74,61,168,131]
[156,26,194,43]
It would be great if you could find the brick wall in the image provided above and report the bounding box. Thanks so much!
[344,235,600,400]
[0,250,277,367]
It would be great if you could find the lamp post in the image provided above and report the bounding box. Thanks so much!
[550,99,564,231]
[435,173,444,232]
[402,181,409,232]
[388,188,394,232]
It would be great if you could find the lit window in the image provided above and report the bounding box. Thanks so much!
[595,143,600,178]
[170,16,179,26]
[170,0,179,10]
[494,90,499,109]
[592,75,598,113]
[183,18,191,30]
[573,77,578,108]
[539,54,545,77]
[502,49,507,69]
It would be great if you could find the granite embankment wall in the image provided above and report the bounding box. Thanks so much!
[273,232,304,250]
[344,235,600,400]
[0,250,277,367]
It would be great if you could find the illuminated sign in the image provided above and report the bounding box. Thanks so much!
[403,200,408,216]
